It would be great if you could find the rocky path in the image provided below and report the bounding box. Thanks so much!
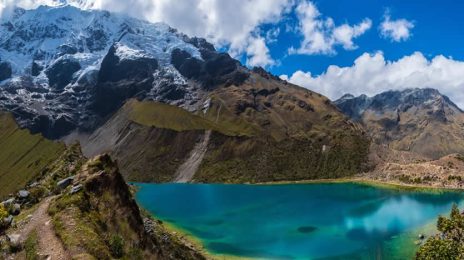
[10,197,70,260]
[174,130,212,183]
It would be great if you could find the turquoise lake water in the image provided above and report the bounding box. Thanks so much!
[134,183,464,259]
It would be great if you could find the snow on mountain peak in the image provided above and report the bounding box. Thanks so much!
[0,5,228,138]
[0,5,202,77]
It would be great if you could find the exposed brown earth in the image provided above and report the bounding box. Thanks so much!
[6,197,70,260]
[360,147,464,189]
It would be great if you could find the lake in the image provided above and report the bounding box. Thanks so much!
[134,182,464,259]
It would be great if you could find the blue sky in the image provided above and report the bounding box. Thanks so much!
[244,0,464,76]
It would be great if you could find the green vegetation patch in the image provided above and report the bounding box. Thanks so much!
[25,230,39,260]
[126,100,255,136]
[0,113,65,198]
[50,194,112,259]
[195,130,370,183]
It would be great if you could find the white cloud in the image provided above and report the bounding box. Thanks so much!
[0,0,294,68]
[144,0,293,67]
[246,36,275,67]
[265,27,281,43]
[281,52,464,108]
[290,1,372,55]
[0,0,54,17]
[380,14,414,42]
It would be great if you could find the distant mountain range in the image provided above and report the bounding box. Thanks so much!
[335,88,464,159]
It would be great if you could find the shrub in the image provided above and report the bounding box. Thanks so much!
[29,186,48,204]
[448,175,462,182]
[457,154,464,162]
[0,204,8,230]
[0,205,8,219]
[109,235,124,258]
[417,204,464,259]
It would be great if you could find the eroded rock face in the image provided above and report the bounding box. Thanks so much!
[171,48,249,90]
[98,45,159,83]
[92,45,159,116]
[0,62,12,81]
[31,61,43,76]
[45,59,81,90]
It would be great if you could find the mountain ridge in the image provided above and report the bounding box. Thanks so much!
[0,5,245,138]
[335,88,464,159]
[0,5,370,184]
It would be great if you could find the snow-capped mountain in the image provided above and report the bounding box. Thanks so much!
[0,5,247,138]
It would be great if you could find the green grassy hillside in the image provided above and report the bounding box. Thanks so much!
[0,113,65,198]
[127,99,257,136]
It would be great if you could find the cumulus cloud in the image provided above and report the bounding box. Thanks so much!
[0,0,54,16]
[0,0,294,67]
[380,13,414,42]
[281,52,464,108]
[146,0,294,67]
[289,1,372,55]
[246,36,275,67]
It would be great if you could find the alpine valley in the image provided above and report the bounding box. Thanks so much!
[0,4,463,260]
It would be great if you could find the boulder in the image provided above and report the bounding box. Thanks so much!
[6,233,22,251]
[31,61,43,76]
[3,215,13,226]
[57,176,75,190]
[18,190,29,199]
[1,198,14,207]
[10,204,20,216]
[69,184,83,195]
[28,182,39,188]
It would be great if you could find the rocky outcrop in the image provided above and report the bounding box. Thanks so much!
[45,58,81,90]
[92,44,159,116]
[0,62,12,81]
[57,176,75,190]
[46,154,205,259]
[171,48,249,90]
[335,88,464,159]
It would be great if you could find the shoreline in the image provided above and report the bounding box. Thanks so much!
[137,177,464,260]
[255,177,464,192]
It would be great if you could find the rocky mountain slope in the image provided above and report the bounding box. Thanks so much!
[1,151,205,259]
[0,5,369,183]
[335,88,464,159]
[0,5,245,138]
[79,70,369,183]
[46,154,204,259]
